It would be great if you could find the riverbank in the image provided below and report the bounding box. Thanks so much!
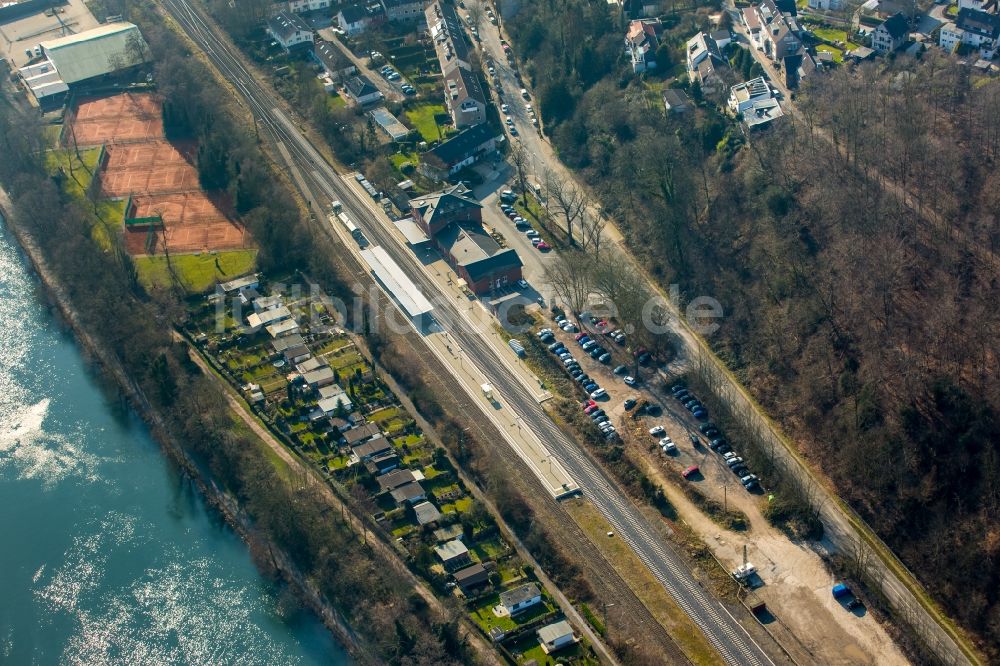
[0,188,370,664]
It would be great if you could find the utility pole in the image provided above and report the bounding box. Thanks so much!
[602,602,615,639]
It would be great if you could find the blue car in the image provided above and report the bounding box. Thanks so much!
[693,409,709,421]
[584,382,599,393]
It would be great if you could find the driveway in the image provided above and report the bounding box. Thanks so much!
[316,29,404,102]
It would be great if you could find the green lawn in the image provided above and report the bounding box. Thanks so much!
[469,593,518,632]
[816,44,844,63]
[812,27,861,50]
[405,104,447,143]
[328,94,347,109]
[134,250,258,293]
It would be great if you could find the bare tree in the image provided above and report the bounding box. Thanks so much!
[466,0,485,31]
[509,142,530,206]
[578,207,607,259]
[545,250,592,315]
[543,168,587,245]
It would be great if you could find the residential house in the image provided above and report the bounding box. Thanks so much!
[336,3,385,35]
[302,366,336,389]
[282,344,311,364]
[376,468,417,492]
[625,19,660,72]
[536,620,576,654]
[267,11,313,53]
[343,422,382,447]
[434,539,472,570]
[426,1,486,128]
[364,452,400,474]
[238,287,261,307]
[686,32,727,93]
[957,0,997,12]
[380,0,424,22]
[253,294,283,311]
[624,0,660,18]
[872,13,909,53]
[410,186,523,294]
[272,333,306,355]
[444,66,486,130]
[452,562,490,593]
[499,583,542,616]
[711,29,733,49]
[941,9,1000,58]
[389,481,427,505]
[288,0,331,12]
[266,319,300,339]
[219,274,259,294]
[420,123,498,180]
[808,0,843,10]
[345,75,383,105]
[314,41,356,81]
[351,435,391,461]
[742,7,763,49]
[413,501,443,525]
[662,88,691,113]
[329,416,351,433]
[318,384,353,412]
[246,305,292,330]
[296,356,323,376]
[728,76,784,127]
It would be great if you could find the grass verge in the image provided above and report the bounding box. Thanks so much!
[564,498,721,665]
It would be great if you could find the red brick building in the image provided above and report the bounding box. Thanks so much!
[410,185,523,294]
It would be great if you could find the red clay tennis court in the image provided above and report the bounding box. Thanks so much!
[67,92,253,257]
[101,140,199,196]
[123,192,249,255]
[69,93,163,145]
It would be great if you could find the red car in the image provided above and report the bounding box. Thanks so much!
[682,465,699,479]
[584,405,598,415]
[575,332,587,341]
[537,241,551,251]
[582,399,596,412]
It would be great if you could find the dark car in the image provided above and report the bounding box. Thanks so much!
[576,374,591,384]
[624,398,638,410]
[699,423,717,435]
[614,364,628,375]
[693,409,709,421]
[590,409,606,420]
[548,341,565,352]
[584,382,599,393]
[671,384,686,394]
[675,390,690,401]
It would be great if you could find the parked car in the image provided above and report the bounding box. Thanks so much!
[521,88,530,99]
[613,364,627,375]
[576,374,590,384]
[682,465,699,479]
[624,398,638,410]
[548,342,564,352]
[660,437,676,453]
[598,352,612,364]
[624,375,637,386]
[584,382,599,393]
[590,409,606,419]
[536,241,550,250]
[590,388,608,400]
[726,457,744,468]
[649,425,665,437]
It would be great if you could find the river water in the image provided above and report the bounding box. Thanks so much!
[0,215,350,665]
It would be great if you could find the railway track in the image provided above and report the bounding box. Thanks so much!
[158,2,775,662]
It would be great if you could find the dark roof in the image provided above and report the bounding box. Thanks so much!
[338,3,368,24]
[427,1,471,66]
[773,0,797,15]
[879,13,909,39]
[463,248,522,282]
[452,563,489,589]
[376,468,416,492]
[314,40,351,73]
[425,124,497,167]
[389,480,426,503]
[344,422,383,446]
[268,11,311,41]
[411,185,482,226]
[662,88,690,110]
[382,0,420,8]
[957,8,1000,38]
[445,65,486,107]
[346,75,380,100]
[352,435,391,459]
[500,583,540,608]
[364,452,399,474]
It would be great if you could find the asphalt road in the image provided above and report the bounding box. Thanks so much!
[161,2,777,663]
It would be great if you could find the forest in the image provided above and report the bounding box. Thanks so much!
[510,2,1000,651]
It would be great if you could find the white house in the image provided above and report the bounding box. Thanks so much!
[728,76,774,115]
[944,8,1000,59]
[871,12,909,53]
[499,583,542,616]
[267,11,313,52]
[536,620,576,654]
[380,0,424,21]
[288,0,331,13]
[345,74,383,105]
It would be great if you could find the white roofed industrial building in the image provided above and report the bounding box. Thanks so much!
[41,22,148,84]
